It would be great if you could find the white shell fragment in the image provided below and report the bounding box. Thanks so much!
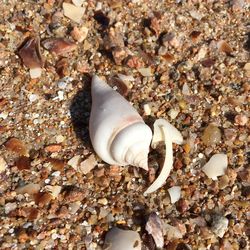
[168,186,181,204]
[202,153,228,180]
[89,75,152,171]
[63,2,85,23]
[145,213,164,248]
[104,227,141,250]
[144,119,183,195]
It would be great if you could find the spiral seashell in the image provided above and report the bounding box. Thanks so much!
[89,75,152,170]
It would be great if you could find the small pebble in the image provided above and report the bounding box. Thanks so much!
[79,154,97,174]
[234,114,248,126]
[211,214,229,238]
[63,2,85,23]
[138,67,152,77]
[0,156,7,173]
[202,124,221,146]
[68,155,81,170]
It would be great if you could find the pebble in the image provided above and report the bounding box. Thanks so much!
[28,94,38,102]
[5,202,17,214]
[45,185,62,198]
[68,155,81,170]
[79,154,97,174]
[69,201,81,214]
[71,26,88,42]
[5,138,29,156]
[30,68,42,79]
[97,198,108,205]
[202,124,221,146]
[16,183,40,195]
[211,214,229,238]
[63,2,85,23]
[163,223,183,240]
[138,67,152,77]
[0,156,7,173]
[234,114,248,126]
[45,144,62,153]
[168,186,181,203]
[104,227,141,250]
[168,108,179,119]
[143,103,151,115]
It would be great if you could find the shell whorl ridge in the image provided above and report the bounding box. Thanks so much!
[89,75,152,170]
[110,122,152,170]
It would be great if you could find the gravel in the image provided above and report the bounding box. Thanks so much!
[0,0,249,249]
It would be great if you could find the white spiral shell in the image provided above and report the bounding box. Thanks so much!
[89,75,152,170]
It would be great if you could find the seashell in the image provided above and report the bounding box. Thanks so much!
[202,153,228,180]
[144,119,183,195]
[89,75,152,171]
[17,36,43,78]
[104,227,141,250]
[42,38,76,56]
[145,212,164,248]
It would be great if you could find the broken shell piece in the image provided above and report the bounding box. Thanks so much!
[202,153,228,180]
[104,227,141,250]
[144,119,183,195]
[145,212,164,248]
[168,186,181,204]
[42,38,77,56]
[63,2,85,23]
[217,40,233,55]
[17,36,43,78]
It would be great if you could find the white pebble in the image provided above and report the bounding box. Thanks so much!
[0,112,8,119]
[29,68,42,79]
[168,186,181,203]
[0,156,7,173]
[29,94,38,102]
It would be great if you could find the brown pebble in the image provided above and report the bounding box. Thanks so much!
[176,198,189,213]
[234,114,248,126]
[126,56,144,69]
[64,188,85,203]
[201,58,215,67]
[108,77,129,96]
[34,192,53,207]
[18,230,29,243]
[55,58,69,77]
[94,167,105,178]
[112,47,127,65]
[45,144,62,153]
[5,138,29,156]
[15,156,31,170]
[48,158,65,171]
[202,124,221,146]
[42,38,77,55]
[148,167,156,183]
